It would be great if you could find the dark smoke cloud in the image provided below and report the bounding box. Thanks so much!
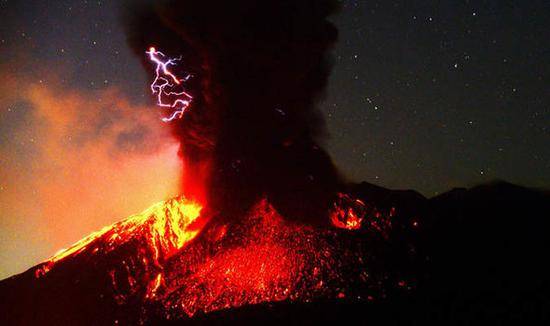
[122,0,344,223]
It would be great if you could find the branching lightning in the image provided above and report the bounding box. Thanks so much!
[146,47,193,122]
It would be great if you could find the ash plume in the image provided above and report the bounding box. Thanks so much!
[122,0,343,223]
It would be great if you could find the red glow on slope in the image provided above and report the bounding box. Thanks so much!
[31,197,380,320]
[35,197,203,278]
[330,193,366,230]
[147,273,164,299]
[157,199,359,319]
[329,193,394,237]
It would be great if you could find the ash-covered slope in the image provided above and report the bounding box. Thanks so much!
[1,182,549,325]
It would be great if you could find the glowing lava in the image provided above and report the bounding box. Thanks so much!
[155,199,373,319]
[329,192,395,240]
[330,193,366,230]
[35,197,202,278]
[146,47,193,122]
[30,196,387,322]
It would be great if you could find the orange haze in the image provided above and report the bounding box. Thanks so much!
[0,73,182,279]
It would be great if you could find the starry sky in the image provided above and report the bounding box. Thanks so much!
[0,0,549,277]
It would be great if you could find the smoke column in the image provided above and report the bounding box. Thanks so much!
[123,0,343,224]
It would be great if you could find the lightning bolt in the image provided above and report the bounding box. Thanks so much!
[146,47,193,122]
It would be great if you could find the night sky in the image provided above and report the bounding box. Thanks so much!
[0,0,549,277]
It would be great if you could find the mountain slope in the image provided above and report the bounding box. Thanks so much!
[1,182,549,325]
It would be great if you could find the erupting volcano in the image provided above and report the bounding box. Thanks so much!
[1,0,549,325]
[0,192,405,324]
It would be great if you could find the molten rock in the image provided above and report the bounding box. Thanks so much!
[0,195,408,324]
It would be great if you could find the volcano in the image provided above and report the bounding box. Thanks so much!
[1,181,549,325]
[1,1,548,324]
[0,189,402,325]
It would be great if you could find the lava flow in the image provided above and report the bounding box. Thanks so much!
[27,195,390,322]
[35,197,203,279]
[159,199,356,318]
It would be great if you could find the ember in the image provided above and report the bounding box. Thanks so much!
[330,193,367,230]
[159,199,350,318]
[330,193,394,238]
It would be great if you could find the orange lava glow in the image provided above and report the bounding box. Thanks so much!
[158,199,361,319]
[146,273,164,299]
[35,197,203,277]
[30,196,376,321]
[330,193,366,230]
